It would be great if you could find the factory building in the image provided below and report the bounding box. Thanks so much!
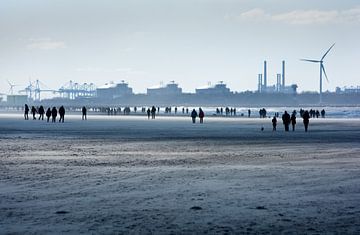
[258,60,297,94]
[336,86,360,94]
[147,81,182,96]
[195,81,231,95]
[6,95,28,105]
[96,81,133,99]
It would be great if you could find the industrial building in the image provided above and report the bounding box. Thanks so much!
[336,86,360,94]
[195,81,231,95]
[6,95,28,105]
[147,81,182,96]
[258,60,297,94]
[96,81,133,99]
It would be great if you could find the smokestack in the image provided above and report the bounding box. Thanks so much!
[282,60,285,89]
[258,74,263,92]
[263,61,267,88]
[277,74,281,92]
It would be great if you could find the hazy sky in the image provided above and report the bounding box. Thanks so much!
[1,0,359,95]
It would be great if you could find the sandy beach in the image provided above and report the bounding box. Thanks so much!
[1,113,360,234]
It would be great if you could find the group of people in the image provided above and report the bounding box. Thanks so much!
[191,108,205,123]
[24,104,66,123]
[300,108,325,118]
[23,103,324,131]
[215,107,237,116]
[271,110,311,132]
[146,106,157,119]
[24,104,88,122]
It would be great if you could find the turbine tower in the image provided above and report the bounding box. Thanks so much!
[301,43,335,103]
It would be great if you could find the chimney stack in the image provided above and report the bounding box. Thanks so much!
[258,74,263,92]
[277,73,281,92]
[282,60,285,90]
[263,61,267,88]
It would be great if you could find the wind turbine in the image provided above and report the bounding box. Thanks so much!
[301,43,335,103]
[7,80,20,95]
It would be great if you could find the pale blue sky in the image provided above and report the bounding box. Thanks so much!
[0,0,359,94]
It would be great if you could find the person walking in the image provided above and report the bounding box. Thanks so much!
[191,109,197,123]
[151,106,156,119]
[303,110,310,132]
[290,113,296,131]
[46,108,51,122]
[272,116,277,131]
[24,104,29,120]
[51,107,57,123]
[38,105,45,120]
[59,106,65,123]
[282,111,291,131]
[31,106,37,120]
[147,108,151,119]
[82,106,87,120]
[199,108,204,123]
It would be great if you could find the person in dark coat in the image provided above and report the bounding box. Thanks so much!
[321,109,326,118]
[82,106,87,120]
[38,105,45,120]
[282,111,291,131]
[51,107,57,123]
[31,106,37,120]
[199,108,205,123]
[24,104,29,120]
[303,110,310,132]
[59,106,65,123]
[191,109,197,123]
[46,108,51,122]
[272,116,277,131]
[290,113,296,131]
[151,106,156,119]
[147,108,151,119]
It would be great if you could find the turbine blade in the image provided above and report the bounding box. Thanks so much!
[300,59,320,63]
[321,43,335,61]
[321,64,329,83]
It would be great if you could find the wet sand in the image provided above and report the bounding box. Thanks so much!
[1,114,360,233]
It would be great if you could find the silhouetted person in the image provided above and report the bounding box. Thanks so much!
[199,108,204,123]
[316,110,320,118]
[147,108,151,119]
[51,107,57,123]
[151,106,156,119]
[24,104,29,120]
[248,109,251,118]
[31,106,37,120]
[82,106,87,120]
[46,108,51,122]
[321,109,325,118]
[282,111,291,131]
[191,109,197,123]
[38,105,45,120]
[300,108,304,118]
[272,116,277,131]
[59,106,65,123]
[290,113,296,131]
[303,110,310,132]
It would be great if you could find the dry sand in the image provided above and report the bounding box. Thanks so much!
[1,114,360,234]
